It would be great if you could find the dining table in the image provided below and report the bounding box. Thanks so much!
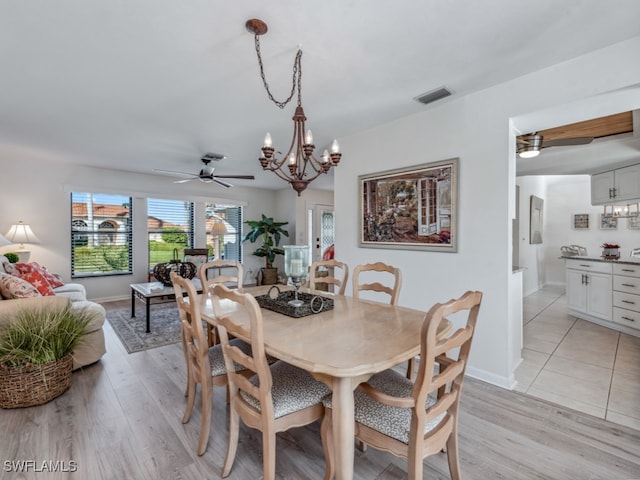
[200,285,452,480]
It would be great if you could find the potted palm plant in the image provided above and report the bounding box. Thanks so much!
[0,305,93,408]
[243,214,289,285]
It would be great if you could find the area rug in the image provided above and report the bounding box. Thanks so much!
[106,303,181,354]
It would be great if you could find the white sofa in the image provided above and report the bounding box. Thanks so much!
[0,256,106,370]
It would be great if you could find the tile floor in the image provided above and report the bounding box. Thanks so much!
[515,285,640,431]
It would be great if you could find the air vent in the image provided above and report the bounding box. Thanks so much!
[414,87,453,105]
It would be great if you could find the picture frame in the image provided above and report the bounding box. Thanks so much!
[628,215,640,230]
[358,158,458,252]
[530,195,544,244]
[573,213,589,229]
[600,214,618,230]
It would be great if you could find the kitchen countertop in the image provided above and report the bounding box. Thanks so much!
[561,255,640,266]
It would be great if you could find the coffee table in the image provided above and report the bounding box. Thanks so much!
[130,279,202,333]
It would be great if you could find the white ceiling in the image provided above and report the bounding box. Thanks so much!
[2,1,640,190]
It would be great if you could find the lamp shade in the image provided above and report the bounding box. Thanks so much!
[0,233,11,246]
[5,221,40,245]
[209,221,228,236]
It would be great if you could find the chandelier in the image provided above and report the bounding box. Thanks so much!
[246,19,342,196]
[602,202,639,219]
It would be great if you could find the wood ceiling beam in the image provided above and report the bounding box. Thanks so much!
[535,111,633,141]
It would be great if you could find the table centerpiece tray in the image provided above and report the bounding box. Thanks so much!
[254,289,334,318]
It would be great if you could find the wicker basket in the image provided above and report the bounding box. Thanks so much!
[153,260,197,286]
[255,290,334,318]
[0,355,73,409]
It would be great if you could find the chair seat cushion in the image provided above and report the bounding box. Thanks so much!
[241,361,331,419]
[209,338,252,376]
[323,368,444,445]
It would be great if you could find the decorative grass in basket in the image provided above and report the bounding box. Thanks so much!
[0,305,92,408]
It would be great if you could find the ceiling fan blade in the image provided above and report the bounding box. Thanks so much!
[542,137,594,147]
[152,168,196,177]
[173,178,195,184]
[202,152,226,161]
[213,175,256,180]
[212,178,234,188]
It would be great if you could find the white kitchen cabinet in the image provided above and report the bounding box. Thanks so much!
[565,259,612,322]
[612,263,640,332]
[591,163,640,205]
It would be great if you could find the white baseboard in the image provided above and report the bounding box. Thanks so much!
[90,294,129,303]
[465,365,515,390]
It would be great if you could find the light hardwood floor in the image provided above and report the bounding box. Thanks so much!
[1,299,640,479]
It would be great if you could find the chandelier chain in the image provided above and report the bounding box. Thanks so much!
[254,34,302,109]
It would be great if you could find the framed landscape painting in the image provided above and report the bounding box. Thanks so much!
[358,158,458,252]
[600,214,618,230]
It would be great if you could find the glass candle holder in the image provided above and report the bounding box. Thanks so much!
[284,245,310,307]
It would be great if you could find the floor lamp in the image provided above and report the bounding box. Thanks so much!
[210,221,228,260]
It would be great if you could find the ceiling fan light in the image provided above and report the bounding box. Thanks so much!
[518,148,540,158]
[517,134,543,158]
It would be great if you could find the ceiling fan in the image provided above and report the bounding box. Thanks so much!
[516,134,594,158]
[516,133,593,158]
[153,153,255,188]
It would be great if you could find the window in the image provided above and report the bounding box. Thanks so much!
[71,193,133,277]
[148,198,195,270]
[205,204,242,262]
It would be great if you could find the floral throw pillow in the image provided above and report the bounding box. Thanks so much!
[2,261,18,276]
[0,272,41,299]
[30,262,64,288]
[12,263,55,296]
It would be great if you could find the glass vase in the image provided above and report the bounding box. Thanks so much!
[284,245,310,307]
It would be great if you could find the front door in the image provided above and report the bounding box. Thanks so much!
[308,204,335,264]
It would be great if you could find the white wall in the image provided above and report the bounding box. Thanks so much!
[334,36,640,388]
[524,174,640,288]
[517,176,549,296]
[0,158,280,301]
[267,187,334,275]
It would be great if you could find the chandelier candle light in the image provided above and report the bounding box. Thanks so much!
[246,18,342,196]
[284,245,310,307]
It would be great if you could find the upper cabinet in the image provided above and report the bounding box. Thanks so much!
[591,163,640,205]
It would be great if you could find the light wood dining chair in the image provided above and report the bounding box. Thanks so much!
[198,259,244,346]
[321,290,483,480]
[309,259,349,295]
[211,284,331,480]
[352,262,413,377]
[352,261,402,305]
[183,248,210,269]
[171,272,250,456]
